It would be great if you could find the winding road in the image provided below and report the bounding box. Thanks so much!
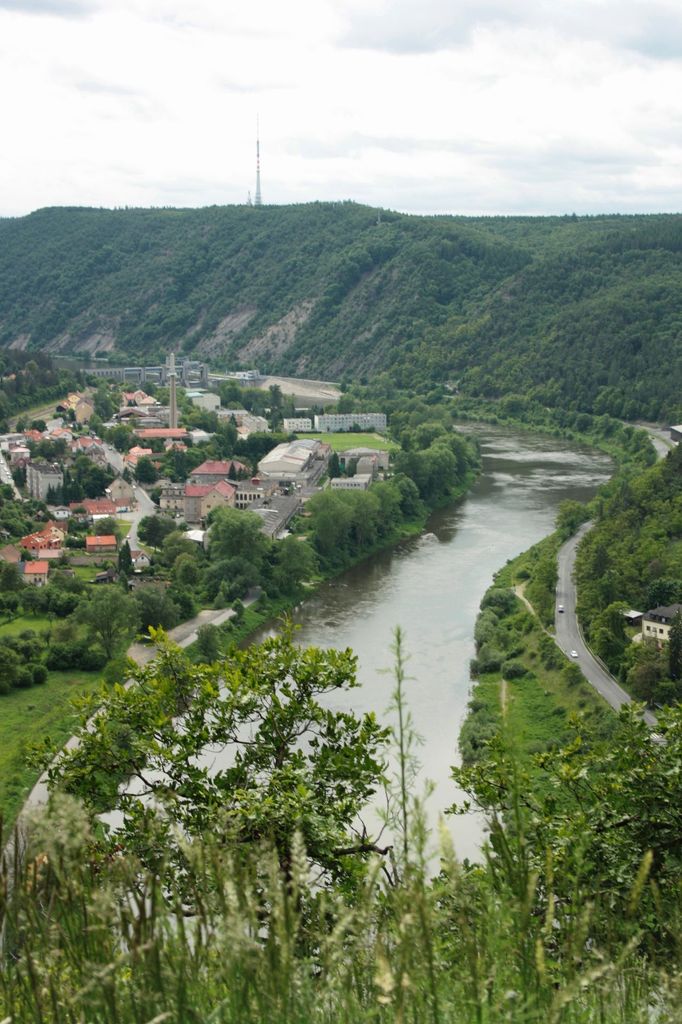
[554,524,657,726]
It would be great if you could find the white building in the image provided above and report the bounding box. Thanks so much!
[219,410,270,436]
[330,474,373,491]
[283,417,313,432]
[258,439,328,486]
[186,390,221,412]
[314,413,386,433]
[642,604,682,643]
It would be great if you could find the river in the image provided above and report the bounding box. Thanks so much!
[245,428,613,860]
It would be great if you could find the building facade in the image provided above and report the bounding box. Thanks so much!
[642,604,682,643]
[313,413,387,433]
[26,462,64,501]
[283,418,313,432]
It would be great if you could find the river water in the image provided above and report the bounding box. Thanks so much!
[243,429,613,859]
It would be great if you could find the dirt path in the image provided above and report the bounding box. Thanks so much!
[514,582,537,618]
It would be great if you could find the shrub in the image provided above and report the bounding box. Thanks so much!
[31,664,48,685]
[502,660,527,679]
[481,588,517,617]
[477,645,503,673]
[14,666,34,689]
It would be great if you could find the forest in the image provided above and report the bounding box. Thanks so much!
[0,204,680,421]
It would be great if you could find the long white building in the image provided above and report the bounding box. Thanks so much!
[314,413,386,433]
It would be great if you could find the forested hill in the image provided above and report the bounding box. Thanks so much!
[1,203,681,420]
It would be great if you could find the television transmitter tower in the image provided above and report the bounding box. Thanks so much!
[255,116,262,206]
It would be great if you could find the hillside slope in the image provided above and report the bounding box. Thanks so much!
[0,204,680,419]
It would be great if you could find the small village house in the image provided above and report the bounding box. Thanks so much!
[21,560,50,586]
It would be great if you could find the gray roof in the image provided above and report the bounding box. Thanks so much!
[645,603,682,620]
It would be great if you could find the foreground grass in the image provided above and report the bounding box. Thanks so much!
[0,669,103,828]
[2,789,679,1024]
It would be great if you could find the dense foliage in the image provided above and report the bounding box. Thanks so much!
[575,443,682,702]
[1,205,681,419]
[5,637,682,1023]
[0,351,83,427]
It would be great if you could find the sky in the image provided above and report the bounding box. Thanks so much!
[1,0,682,217]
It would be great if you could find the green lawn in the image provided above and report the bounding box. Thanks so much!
[0,669,104,829]
[71,564,98,581]
[297,432,398,452]
[0,614,52,638]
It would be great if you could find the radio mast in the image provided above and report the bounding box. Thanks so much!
[255,116,262,207]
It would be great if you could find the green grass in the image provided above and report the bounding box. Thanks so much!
[71,564,98,581]
[0,614,51,638]
[0,668,103,828]
[461,540,615,767]
[297,431,399,452]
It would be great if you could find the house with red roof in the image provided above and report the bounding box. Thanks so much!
[124,445,153,469]
[21,560,50,586]
[184,479,236,524]
[70,498,118,520]
[85,535,118,554]
[20,523,65,555]
[189,459,248,486]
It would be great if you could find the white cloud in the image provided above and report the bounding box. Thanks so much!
[0,0,680,216]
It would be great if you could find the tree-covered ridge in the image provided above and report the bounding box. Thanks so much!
[0,204,681,419]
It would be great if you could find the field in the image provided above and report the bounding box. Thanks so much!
[0,668,103,828]
[0,613,52,638]
[297,432,398,452]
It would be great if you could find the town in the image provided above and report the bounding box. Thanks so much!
[0,366,391,588]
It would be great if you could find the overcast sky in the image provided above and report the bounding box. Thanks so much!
[1,0,682,217]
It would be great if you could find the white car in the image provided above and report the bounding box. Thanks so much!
[570,650,579,658]
[558,604,565,613]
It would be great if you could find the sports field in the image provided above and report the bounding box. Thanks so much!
[297,432,398,452]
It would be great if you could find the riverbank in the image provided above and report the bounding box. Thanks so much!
[460,546,615,767]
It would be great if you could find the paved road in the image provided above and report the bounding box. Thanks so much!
[555,523,656,726]
[0,449,21,500]
[102,443,156,550]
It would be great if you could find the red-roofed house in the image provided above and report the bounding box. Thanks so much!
[21,560,50,586]
[184,479,236,524]
[124,446,153,469]
[70,499,118,519]
[190,459,248,486]
[20,523,65,554]
[85,535,118,554]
